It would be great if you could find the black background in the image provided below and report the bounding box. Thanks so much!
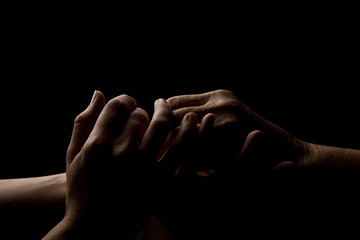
[1,4,359,179]
[1,5,360,239]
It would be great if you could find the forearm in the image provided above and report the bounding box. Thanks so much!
[0,173,66,207]
[301,143,360,172]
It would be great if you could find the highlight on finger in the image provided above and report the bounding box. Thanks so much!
[67,90,106,163]
[166,92,210,110]
[90,94,138,138]
[237,130,264,159]
[141,98,173,161]
[199,113,216,137]
[73,90,106,125]
[113,107,150,157]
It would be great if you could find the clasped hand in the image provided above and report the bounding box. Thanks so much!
[45,89,308,239]
[44,91,215,239]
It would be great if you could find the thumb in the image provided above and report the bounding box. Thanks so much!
[66,91,105,164]
[236,130,265,161]
[272,161,296,172]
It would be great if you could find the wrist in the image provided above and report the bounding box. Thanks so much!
[42,216,76,240]
[294,140,314,168]
[298,142,360,172]
[46,173,67,205]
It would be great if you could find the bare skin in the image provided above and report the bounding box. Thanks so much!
[0,173,65,207]
[42,91,202,239]
[166,89,360,173]
[3,90,357,213]
[2,89,359,239]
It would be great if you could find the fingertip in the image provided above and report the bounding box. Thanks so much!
[272,161,296,172]
[202,113,216,124]
[247,130,264,140]
[88,90,105,107]
[105,94,138,116]
[156,98,167,104]
[165,96,177,108]
[199,113,216,137]
[237,130,265,158]
[154,98,169,110]
[120,94,137,108]
[78,90,106,122]
[69,90,106,161]
[183,112,198,127]
[153,97,173,125]
[136,107,150,122]
[94,90,106,106]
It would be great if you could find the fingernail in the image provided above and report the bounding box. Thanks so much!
[185,112,197,126]
[90,90,99,105]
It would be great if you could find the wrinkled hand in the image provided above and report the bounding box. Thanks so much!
[166,89,308,174]
[236,130,296,175]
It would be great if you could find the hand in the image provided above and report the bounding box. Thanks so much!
[44,92,174,239]
[166,89,309,173]
[239,130,297,170]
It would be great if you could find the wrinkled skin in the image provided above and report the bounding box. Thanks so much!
[166,89,307,175]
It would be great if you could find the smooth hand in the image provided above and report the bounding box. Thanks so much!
[44,92,173,239]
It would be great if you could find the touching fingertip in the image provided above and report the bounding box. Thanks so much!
[90,90,98,104]
[88,90,105,108]
[203,113,216,122]
[155,98,167,105]
[184,112,198,126]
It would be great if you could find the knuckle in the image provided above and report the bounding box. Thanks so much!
[118,94,137,107]
[211,89,237,105]
[214,89,235,97]
[118,94,137,105]
[153,105,172,126]
[83,135,112,156]
[106,95,137,113]
[73,110,93,125]
[151,117,171,133]
[129,108,149,124]
[74,112,87,124]
[166,97,178,107]
[225,98,242,109]
[213,97,240,112]
[112,139,133,159]
[106,99,129,112]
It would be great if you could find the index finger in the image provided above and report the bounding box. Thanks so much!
[140,99,173,161]
[67,91,106,161]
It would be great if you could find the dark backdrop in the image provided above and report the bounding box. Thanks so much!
[1,6,359,179]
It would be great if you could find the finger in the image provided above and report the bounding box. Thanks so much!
[90,94,137,140]
[173,107,204,125]
[230,130,266,172]
[67,90,106,162]
[272,161,296,172]
[179,113,216,175]
[199,113,216,137]
[141,98,172,161]
[113,107,149,157]
[156,112,198,178]
[236,130,292,171]
[166,92,210,110]
[237,130,264,159]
